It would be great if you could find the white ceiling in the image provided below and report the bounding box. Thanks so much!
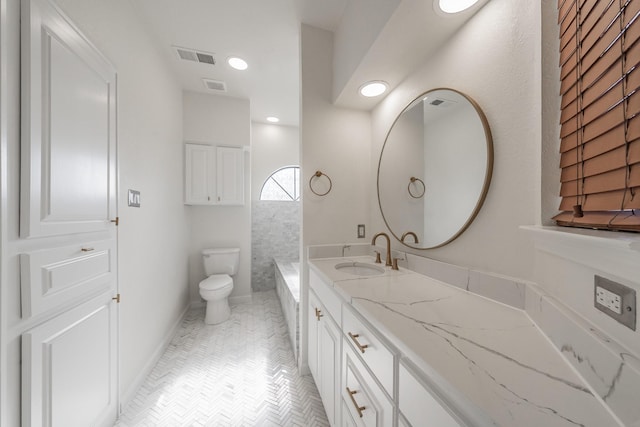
[131,0,488,128]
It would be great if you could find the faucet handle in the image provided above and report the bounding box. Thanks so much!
[392,257,400,271]
[374,251,381,264]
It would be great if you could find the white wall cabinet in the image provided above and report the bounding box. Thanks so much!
[185,143,244,205]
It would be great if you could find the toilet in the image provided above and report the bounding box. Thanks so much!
[198,248,240,324]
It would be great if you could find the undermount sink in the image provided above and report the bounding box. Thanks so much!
[334,262,385,276]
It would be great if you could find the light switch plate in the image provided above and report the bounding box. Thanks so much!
[594,275,636,331]
[357,224,365,238]
[128,189,141,207]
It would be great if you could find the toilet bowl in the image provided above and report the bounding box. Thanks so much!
[198,248,240,325]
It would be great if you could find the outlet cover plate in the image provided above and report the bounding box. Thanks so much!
[594,275,636,331]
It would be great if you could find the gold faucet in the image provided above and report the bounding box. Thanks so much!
[401,231,419,244]
[371,232,392,267]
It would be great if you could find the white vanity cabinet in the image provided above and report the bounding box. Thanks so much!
[308,275,343,426]
[184,143,244,205]
[342,342,394,427]
[398,363,462,427]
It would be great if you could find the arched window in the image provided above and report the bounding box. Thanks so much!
[260,166,300,201]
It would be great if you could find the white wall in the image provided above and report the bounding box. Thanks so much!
[183,91,252,303]
[53,0,191,407]
[0,0,190,422]
[251,122,299,200]
[371,0,539,279]
[300,24,372,371]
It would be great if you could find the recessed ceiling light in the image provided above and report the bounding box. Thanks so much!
[266,116,280,123]
[435,0,480,14]
[359,81,388,97]
[228,56,248,71]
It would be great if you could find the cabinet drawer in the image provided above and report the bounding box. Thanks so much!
[342,343,393,427]
[20,240,115,318]
[343,306,394,396]
[310,268,342,322]
[399,363,461,427]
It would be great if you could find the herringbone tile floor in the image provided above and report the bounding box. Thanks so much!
[115,290,329,427]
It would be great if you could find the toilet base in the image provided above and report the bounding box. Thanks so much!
[205,298,231,324]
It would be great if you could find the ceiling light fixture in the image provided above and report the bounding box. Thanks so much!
[359,81,388,97]
[266,116,280,123]
[435,0,480,14]
[228,56,248,70]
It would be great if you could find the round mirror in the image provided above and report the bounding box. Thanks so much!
[377,88,493,249]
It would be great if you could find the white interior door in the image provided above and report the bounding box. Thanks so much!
[20,1,119,426]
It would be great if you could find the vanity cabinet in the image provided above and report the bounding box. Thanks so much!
[308,260,470,427]
[308,286,342,426]
[184,143,244,205]
[398,363,461,427]
[342,342,394,426]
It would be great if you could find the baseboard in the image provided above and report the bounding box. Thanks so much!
[118,302,190,414]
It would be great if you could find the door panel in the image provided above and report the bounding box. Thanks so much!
[21,0,116,237]
[22,291,117,427]
[20,239,115,318]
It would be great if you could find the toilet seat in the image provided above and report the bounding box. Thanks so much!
[199,274,233,291]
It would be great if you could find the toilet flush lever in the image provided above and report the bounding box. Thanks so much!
[112,294,121,303]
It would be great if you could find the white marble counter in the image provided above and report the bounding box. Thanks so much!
[309,256,620,427]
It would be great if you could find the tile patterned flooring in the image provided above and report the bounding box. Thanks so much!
[115,291,329,427]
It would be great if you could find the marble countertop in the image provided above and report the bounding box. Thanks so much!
[309,256,619,427]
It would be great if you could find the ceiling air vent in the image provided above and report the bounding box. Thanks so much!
[428,97,457,108]
[174,46,216,66]
[203,78,227,92]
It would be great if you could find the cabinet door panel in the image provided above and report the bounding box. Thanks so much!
[216,146,244,205]
[21,0,116,237]
[22,292,117,427]
[399,363,461,427]
[185,144,214,204]
[308,290,320,381]
[20,240,115,318]
[319,315,341,426]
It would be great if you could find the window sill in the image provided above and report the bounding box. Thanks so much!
[520,225,640,283]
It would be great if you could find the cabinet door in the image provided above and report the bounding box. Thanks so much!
[21,0,116,237]
[22,291,118,427]
[216,146,244,205]
[185,144,215,204]
[319,314,341,426]
[399,363,461,427]
[308,290,321,381]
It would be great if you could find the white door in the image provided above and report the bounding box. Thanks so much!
[20,1,119,426]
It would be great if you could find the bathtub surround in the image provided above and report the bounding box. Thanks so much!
[275,260,300,360]
[251,200,300,291]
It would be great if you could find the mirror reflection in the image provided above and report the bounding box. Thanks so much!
[377,88,493,249]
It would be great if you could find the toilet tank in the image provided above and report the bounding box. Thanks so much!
[202,248,240,276]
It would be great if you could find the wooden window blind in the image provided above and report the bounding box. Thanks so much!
[554,0,640,231]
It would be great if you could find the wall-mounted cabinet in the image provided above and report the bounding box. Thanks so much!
[184,143,244,206]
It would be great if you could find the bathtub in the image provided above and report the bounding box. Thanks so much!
[274,259,300,361]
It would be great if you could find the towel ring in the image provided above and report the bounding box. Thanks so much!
[408,177,425,198]
[309,170,332,196]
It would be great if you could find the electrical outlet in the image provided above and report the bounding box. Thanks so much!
[594,275,636,331]
[596,286,622,314]
[357,224,365,238]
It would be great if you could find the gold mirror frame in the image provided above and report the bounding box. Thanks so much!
[377,88,494,249]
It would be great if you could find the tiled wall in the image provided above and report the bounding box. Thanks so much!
[251,201,300,291]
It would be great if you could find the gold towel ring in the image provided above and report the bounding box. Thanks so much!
[309,170,332,196]
[408,177,425,198]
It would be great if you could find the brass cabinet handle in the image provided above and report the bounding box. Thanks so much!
[348,332,369,353]
[81,247,94,252]
[315,307,323,321]
[346,387,366,418]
